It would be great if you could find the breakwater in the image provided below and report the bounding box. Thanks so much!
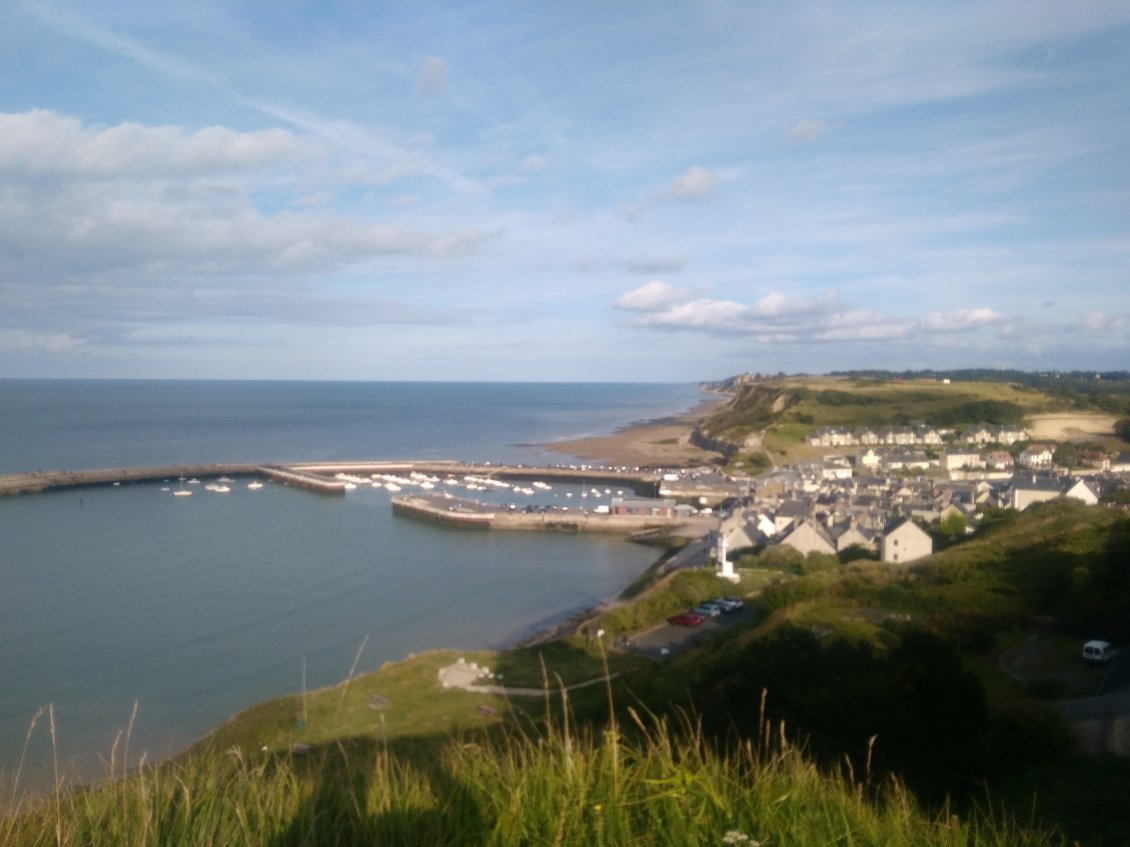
[391,493,716,538]
[1,461,660,498]
[0,464,260,496]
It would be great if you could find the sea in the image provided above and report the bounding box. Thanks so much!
[0,379,705,790]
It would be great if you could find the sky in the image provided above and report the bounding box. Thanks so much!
[1,1,1128,382]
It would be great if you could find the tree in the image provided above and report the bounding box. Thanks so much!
[1116,417,1130,443]
[940,512,967,537]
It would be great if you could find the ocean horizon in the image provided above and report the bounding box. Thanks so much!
[0,380,704,790]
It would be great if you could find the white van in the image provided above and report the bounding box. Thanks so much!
[1082,640,1115,664]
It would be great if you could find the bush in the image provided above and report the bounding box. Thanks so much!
[1024,678,1068,701]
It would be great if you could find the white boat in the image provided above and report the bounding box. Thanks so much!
[173,490,192,497]
[247,481,264,490]
[217,476,234,483]
[384,483,402,492]
[212,485,231,493]
[187,478,200,485]
[343,482,358,491]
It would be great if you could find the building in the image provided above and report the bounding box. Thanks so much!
[1017,444,1054,468]
[609,497,677,517]
[879,519,933,564]
[1009,475,1062,510]
[776,519,836,556]
[943,450,984,471]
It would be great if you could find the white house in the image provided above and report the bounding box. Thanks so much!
[1064,479,1099,506]
[1009,476,1062,510]
[777,519,837,557]
[1017,444,1055,468]
[880,519,933,564]
[943,450,984,471]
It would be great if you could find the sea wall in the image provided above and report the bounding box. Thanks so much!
[0,464,260,497]
[391,494,716,537]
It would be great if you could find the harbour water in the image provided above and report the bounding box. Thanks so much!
[0,380,703,789]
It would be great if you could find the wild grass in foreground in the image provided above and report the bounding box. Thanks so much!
[2,697,1055,847]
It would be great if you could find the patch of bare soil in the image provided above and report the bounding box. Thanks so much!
[1026,413,1117,441]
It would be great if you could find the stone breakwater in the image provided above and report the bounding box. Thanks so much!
[0,463,262,496]
[0,460,661,498]
[391,493,716,538]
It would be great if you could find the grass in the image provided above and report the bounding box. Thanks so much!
[1,690,1058,846]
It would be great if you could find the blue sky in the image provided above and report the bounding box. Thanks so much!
[1,1,1127,381]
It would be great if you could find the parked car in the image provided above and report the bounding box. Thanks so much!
[693,603,723,618]
[711,597,744,612]
[668,612,705,627]
[1082,640,1116,664]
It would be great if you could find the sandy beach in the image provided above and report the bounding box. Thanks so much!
[547,398,729,467]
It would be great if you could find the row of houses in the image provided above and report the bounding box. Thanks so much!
[718,469,1108,568]
[805,423,1030,449]
[803,445,1128,478]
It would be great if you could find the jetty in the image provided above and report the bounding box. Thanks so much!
[0,464,260,497]
[0,460,660,499]
[391,493,715,537]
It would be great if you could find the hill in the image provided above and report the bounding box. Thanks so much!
[695,372,1129,465]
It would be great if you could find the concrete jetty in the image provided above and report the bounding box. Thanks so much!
[392,493,716,537]
[257,465,347,494]
[0,464,260,497]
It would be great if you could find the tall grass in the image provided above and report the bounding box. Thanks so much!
[2,686,1056,846]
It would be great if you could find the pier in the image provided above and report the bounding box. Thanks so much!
[391,493,715,537]
[0,460,659,499]
[0,463,260,497]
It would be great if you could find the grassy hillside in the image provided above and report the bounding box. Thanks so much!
[696,374,1114,466]
[2,703,1052,847]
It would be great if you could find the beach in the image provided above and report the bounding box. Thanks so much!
[547,399,728,467]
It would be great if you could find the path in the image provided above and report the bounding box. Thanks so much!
[437,658,617,697]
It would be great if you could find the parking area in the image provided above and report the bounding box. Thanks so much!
[614,607,757,659]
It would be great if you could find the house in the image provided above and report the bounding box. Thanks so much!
[990,425,1029,445]
[963,426,993,445]
[1064,479,1099,506]
[857,448,882,469]
[943,450,984,471]
[772,499,810,534]
[879,519,933,564]
[1009,475,1061,510]
[1017,444,1054,468]
[833,522,876,553]
[986,450,1014,471]
[776,519,836,557]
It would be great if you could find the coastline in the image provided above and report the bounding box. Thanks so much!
[545,398,727,467]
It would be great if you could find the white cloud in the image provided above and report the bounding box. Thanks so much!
[613,280,694,312]
[415,57,448,95]
[667,165,720,200]
[614,286,1125,352]
[0,110,300,175]
[0,330,86,353]
[785,119,830,143]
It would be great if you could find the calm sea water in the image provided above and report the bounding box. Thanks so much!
[0,380,703,789]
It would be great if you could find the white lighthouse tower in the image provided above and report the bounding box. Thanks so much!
[716,532,738,583]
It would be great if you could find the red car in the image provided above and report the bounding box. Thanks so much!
[668,612,705,627]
